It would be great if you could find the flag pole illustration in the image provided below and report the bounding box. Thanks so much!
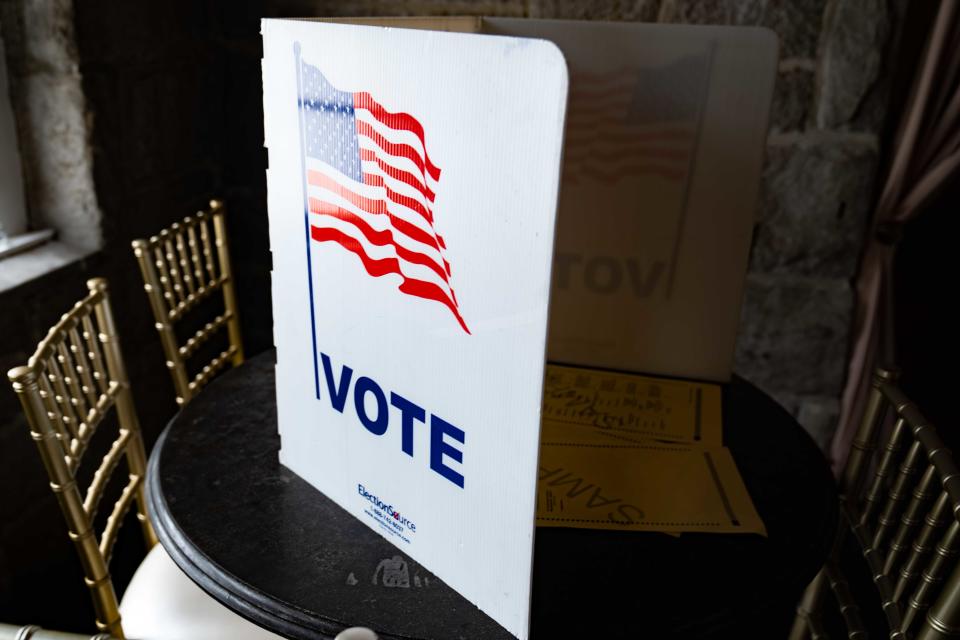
[662,45,714,298]
[294,42,322,400]
[294,44,470,397]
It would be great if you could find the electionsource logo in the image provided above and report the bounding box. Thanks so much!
[358,484,416,540]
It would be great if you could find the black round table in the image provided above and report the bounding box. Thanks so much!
[146,350,837,640]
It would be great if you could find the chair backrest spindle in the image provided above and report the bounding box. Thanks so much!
[132,199,244,407]
[7,279,157,639]
[791,368,960,639]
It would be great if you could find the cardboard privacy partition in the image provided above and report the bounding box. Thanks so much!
[262,17,776,639]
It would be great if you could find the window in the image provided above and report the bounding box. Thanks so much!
[0,20,99,292]
[0,30,33,255]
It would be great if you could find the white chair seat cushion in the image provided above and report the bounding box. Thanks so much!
[120,544,285,640]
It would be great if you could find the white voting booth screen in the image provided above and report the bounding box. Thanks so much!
[263,19,567,639]
[491,19,778,382]
[262,17,776,639]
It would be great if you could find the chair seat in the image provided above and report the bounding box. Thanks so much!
[120,544,284,640]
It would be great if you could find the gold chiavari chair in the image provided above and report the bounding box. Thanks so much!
[131,199,244,407]
[7,279,156,637]
[790,368,960,640]
[6,280,280,640]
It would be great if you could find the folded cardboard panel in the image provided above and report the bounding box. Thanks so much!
[263,17,776,639]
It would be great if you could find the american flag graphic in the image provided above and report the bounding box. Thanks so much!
[563,52,711,185]
[296,56,469,334]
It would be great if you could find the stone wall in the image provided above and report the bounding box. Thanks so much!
[723,0,895,450]
[0,0,100,251]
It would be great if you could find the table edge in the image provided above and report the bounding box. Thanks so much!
[146,420,347,640]
[143,351,838,640]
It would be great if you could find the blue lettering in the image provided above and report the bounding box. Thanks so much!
[354,376,388,436]
[390,392,425,457]
[321,352,352,412]
[321,352,467,488]
[430,415,465,488]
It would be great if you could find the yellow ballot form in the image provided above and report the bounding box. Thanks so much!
[537,441,766,534]
[542,364,723,446]
[538,364,765,535]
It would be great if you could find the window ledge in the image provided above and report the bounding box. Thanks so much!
[0,229,55,260]
[0,240,94,294]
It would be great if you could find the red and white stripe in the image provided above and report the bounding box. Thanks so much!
[564,69,694,185]
[308,92,469,334]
